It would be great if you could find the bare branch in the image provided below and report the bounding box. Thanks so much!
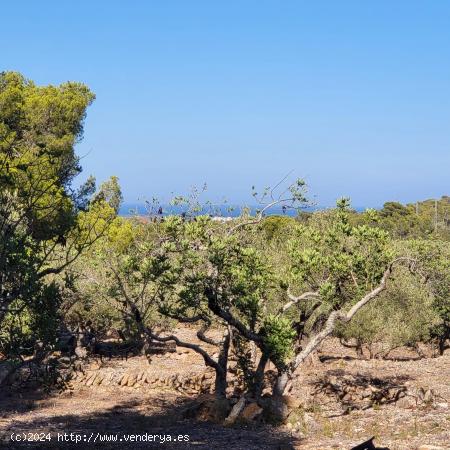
[148,331,222,373]
[161,311,207,324]
[290,257,417,371]
[227,200,284,235]
[269,171,294,202]
[227,178,307,235]
[280,289,321,313]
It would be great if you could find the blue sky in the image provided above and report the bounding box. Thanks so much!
[2,1,449,207]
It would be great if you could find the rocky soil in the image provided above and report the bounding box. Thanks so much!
[0,330,449,449]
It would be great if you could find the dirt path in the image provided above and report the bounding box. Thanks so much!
[0,388,296,449]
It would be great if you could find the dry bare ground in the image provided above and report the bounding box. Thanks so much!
[0,329,449,449]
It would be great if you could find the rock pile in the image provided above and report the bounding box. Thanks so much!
[312,372,408,411]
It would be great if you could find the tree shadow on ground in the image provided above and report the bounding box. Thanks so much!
[0,390,300,449]
[319,354,360,362]
[319,353,431,363]
[0,387,52,419]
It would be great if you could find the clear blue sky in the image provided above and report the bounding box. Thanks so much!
[2,1,449,207]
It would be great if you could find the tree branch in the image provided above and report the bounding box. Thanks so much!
[280,289,321,313]
[227,200,287,235]
[290,257,416,371]
[205,287,262,343]
[148,330,222,373]
[197,322,223,346]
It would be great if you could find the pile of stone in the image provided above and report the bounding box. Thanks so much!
[312,372,408,411]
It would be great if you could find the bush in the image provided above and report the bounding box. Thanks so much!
[336,269,438,357]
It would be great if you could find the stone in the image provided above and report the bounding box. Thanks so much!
[127,374,137,387]
[144,373,152,384]
[423,389,434,404]
[85,375,97,386]
[119,374,129,386]
[72,372,81,382]
[361,388,372,398]
[240,402,263,421]
[282,395,302,409]
[74,347,87,359]
[341,393,352,402]
[396,395,416,409]
[417,446,445,450]
[136,371,145,382]
[224,396,246,425]
[303,413,320,433]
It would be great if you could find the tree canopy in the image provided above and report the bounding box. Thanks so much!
[0,72,120,356]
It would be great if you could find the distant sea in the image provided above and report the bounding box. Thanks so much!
[119,203,369,218]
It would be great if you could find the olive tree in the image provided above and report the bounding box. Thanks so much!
[155,196,420,421]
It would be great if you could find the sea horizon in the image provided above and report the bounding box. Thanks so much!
[118,202,371,218]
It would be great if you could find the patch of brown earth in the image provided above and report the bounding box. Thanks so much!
[0,332,449,449]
